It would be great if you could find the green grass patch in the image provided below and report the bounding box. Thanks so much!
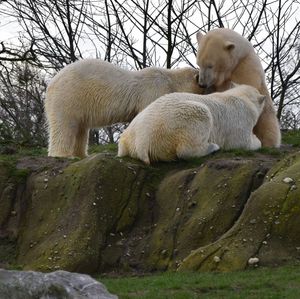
[100,264,300,299]
[89,143,118,154]
[282,130,300,147]
[256,147,282,156]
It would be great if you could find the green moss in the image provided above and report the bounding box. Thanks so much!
[10,168,30,183]
[282,130,300,146]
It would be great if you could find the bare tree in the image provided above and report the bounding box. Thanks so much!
[0,0,89,69]
[0,0,299,147]
[0,62,47,145]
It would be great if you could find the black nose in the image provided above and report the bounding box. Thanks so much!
[198,83,207,88]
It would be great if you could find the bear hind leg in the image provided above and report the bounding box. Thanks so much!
[176,142,219,160]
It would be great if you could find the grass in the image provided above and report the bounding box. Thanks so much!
[0,130,298,165]
[282,130,300,147]
[89,142,118,154]
[99,264,300,299]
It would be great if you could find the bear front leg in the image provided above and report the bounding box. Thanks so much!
[47,121,78,158]
[73,125,89,158]
[253,104,281,148]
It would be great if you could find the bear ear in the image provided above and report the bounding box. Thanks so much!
[196,31,204,42]
[224,41,235,51]
[258,95,267,105]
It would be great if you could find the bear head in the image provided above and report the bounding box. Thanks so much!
[196,31,239,89]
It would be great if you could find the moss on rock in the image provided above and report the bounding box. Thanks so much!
[1,148,300,274]
[178,152,300,272]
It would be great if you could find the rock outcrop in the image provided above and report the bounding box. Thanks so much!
[0,147,299,274]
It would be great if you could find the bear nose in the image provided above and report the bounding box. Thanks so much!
[197,74,207,88]
[198,83,207,88]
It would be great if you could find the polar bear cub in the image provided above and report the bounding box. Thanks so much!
[45,59,203,158]
[118,84,265,164]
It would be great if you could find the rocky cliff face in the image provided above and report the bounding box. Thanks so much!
[0,147,299,274]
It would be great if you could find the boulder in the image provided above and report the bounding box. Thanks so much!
[0,269,117,299]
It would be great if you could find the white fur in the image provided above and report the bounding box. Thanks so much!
[118,84,265,164]
[196,28,281,148]
[45,59,203,158]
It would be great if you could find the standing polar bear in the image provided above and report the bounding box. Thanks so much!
[118,84,265,164]
[196,28,281,148]
[45,59,203,158]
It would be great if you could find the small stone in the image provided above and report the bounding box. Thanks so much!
[283,177,294,184]
[250,219,257,224]
[176,208,180,212]
[290,185,297,191]
[248,257,259,265]
[92,202,97,206]
[262,240,268,245]
[213,256,221,263]
[232,204,236,208]
[146,192,151,197]
[63,235,67,239]
[44,178,49,182]
[11,210,17,216]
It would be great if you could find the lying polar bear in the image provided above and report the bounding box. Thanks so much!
[118,84,265,164]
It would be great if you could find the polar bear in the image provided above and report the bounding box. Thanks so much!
[118,84,265,164]
[196,28,281,148]
[45,59,203,158]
